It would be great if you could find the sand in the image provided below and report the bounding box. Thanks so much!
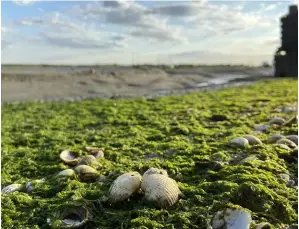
[1,65,273,103]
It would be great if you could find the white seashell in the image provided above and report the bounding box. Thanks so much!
[212,207,251,229]
[267,134,284,144]
[60,150,79,165]
[276,138,297,148]
[74,165,98,181]
[143,167,168,177]
[85,146,104,159]
[230,137,249,148]
[2,184,24,194]
[77,155,99,168]
[286,135,298,145]
[254,124,270,132]
[57,169,75,178]
[269,117,286,125]
[108,172,142,203]
[141,168,181,208]
[243,135,262,145]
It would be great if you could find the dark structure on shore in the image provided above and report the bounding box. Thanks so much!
[274,5,298,77]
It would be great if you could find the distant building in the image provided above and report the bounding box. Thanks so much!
[274,5,298,77]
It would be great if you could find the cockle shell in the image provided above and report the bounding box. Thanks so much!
[267,134,284,144]
[243,135,262,145]
[276,138,297,148]
[211,207,251,229]
[286,135,298,145]
[141,168,181,208]
[230,137,249,148]
[74,165,98,181]
[60,150,79,166]
[57,169,75,178]
[85,147,104,159]
[273,144,291,150]
[269,117,286,125]
[50,206,89,229]
[2,184,24,194]
[254,124,270,132]
[108,172,142,203]
[77,155,99,168]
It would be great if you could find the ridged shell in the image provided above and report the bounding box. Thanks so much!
[254,124,270,132]
[143,167,168,177]
[267,134,284,144]
[77,155,99,168]
[276,138,297,148]
[74,165,98,181]
[230,137,249,148]
[269,117,286,125]
[60,150,79,166]
[212,207,251,229]
[273,144,291,150]
[50,206,89,229]
[141,172,181,208]
[57,169,75,178]
[85,147,104,159]
[2,184,24,194]
[109,172,142,203]
[243,135,262,145]
[286,135,298,145]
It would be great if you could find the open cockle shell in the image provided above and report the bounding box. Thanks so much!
[60,150,79,166]
[85,146,104,159]
[74,165,99,181]
[2,184,24,194]
[230,137,249,148]
[49,206,90,229]
[141,168,181,208]
[108,172,142,204]
[211,207,251,229]
[243,135,262,145]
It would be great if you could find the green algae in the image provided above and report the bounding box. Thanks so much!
[1,79,298,229]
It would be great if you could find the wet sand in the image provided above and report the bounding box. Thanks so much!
[1,65,273,103]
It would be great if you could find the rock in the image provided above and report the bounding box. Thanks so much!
[267,134,284,144]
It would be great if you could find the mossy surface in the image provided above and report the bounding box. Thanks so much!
[2,79,298,229]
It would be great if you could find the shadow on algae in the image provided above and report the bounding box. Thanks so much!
[1,79,298,229]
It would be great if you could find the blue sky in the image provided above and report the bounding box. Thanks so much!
[1,0,296,65]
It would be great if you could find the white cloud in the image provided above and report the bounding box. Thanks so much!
[12,0,37,6]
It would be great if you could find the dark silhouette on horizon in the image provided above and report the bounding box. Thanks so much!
[274,5,298,77]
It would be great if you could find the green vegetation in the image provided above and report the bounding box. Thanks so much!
[2,79,298,229]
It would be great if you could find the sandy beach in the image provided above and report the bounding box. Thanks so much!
[1,65,274,103]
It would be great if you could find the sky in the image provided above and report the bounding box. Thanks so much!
[1,0,297,65]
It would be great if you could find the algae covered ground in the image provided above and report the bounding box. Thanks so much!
[1,79,298,229]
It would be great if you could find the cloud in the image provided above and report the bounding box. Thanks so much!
[12,0,37,6]
[72,1,188,43]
